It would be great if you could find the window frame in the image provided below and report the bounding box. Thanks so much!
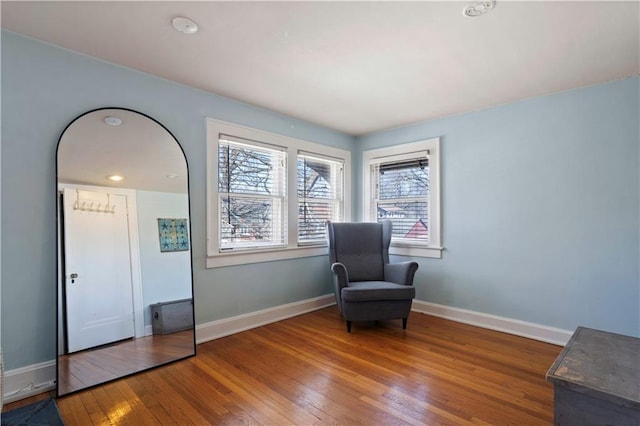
[362,137,443,259]
[297,152,345,246]
[218,137,288,252]
[207,118,351,268]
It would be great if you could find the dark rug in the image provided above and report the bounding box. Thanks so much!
[1,398,64,426]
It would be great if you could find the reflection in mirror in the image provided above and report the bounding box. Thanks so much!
[56,108,195,396]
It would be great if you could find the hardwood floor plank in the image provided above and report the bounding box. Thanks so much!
[125,375,178,423]
[163,363,232,418]
[78,391,111,425]
[260,321,529,422]
[361,392,472,426]
[197,352,321,424]
[111,381,162,426]
[10,308,561,425]
[60,390,95,425]
[211,333,358,424]
[137,368,214,425]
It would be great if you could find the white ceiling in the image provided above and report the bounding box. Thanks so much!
[2,1,639,135]
[58,108,188,193]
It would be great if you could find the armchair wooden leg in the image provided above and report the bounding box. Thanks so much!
[402,318,408,330]
[346,321,352,333]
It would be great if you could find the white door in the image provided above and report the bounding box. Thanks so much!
[63,188,135,353]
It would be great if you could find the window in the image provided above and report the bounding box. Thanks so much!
[218,137,287,251]
[297,154,344,245]
[375,157,429,241]
[363,138,442,258]
[207,119,350,268]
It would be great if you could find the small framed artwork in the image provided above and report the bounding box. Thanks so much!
[157,218,189,252]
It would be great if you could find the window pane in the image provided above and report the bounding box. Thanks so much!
[220,196,285,248]
[298,200,338,243]
[219,143,284,196]
[297,157,333,199]
[377,201,429,241]
[376,158,429,242]
[378,164,429,200]
[297,155,343,244]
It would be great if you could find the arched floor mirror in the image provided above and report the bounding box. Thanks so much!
[56,108,195,396]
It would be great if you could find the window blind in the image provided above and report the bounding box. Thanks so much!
[297,153,344,244]
[374,153,430,242]
[218,137,287,250]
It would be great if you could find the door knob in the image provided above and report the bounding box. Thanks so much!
[70,273,78,283]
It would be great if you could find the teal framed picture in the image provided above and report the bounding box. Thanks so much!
[157,218,189,252]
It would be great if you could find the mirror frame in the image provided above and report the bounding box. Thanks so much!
[55,107,196,397]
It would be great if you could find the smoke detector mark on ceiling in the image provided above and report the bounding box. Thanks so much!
[463,1,496,18]
[172,16,198,35]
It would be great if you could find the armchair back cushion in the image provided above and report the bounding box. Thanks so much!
[327,221,392,282]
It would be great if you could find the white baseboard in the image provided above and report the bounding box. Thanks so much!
[1,296,569,404]
[2,360,56,404]
[194,295,571,346]
[412,300,572,346]
[196,294,336,344]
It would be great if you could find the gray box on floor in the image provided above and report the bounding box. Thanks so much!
[150,298,194,334]
[546,326,640,425]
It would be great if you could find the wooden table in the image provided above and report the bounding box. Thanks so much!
[546,326,640,425]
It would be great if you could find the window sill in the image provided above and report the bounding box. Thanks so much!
[206,245,328,268]
[389,244,443,259]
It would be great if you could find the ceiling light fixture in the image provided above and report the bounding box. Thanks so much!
[108,175,124,182]
[104,116,122,126]
[463,0,496,17]
[172,16,198,35]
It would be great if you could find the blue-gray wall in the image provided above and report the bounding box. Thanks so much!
[356,77,640,338]
[136,191,192,327]
[2,30,639,372]
[0,31,353,370]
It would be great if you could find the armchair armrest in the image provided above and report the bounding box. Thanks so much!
[384,261,419,286]
[331,262,349,290]
[331,262,349,313]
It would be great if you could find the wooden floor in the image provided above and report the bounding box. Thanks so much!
[58,329,195,395]
[6,307,562,425]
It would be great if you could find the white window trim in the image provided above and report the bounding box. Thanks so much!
[207,118,351,268]
[297,152,345,246]
[218,138,288,251]
[362,137,443,259]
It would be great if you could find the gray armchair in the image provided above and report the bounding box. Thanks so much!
[327,220,418,333]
